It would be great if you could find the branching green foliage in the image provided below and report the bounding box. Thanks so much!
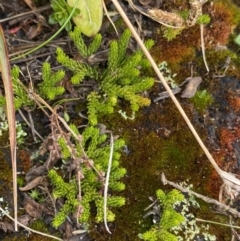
[38,62,65,100]
[80,125,126,222]
[56,27,155,125]
[140,189,185,241]
[9,28,154,231]
[56,47,98,85]
[9,29,154,119]
[140,188,216,241]
[48,169,79,228]
[3,64,66,110]
[57,136,71,159]
[11,66,33,110]
[69,27,102,58]
[1,63,66,111]
[48,125,126,227]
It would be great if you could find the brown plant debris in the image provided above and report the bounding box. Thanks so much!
[148,8,184,27]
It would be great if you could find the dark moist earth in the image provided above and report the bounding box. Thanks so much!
[1,0,240,241]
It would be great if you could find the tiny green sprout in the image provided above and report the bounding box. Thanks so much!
[49,0,80,32]
[197,14,211,25]
[29,189,40,200]
[162,27,183,41]
[191,89,213,112]
[63,110,70,122]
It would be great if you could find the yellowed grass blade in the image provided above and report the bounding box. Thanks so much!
[0,24,17,231]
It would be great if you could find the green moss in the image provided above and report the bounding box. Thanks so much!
[197,14,211,25]
[140,189,185,241]
[30,219,48,233]
[94,99,211,240]
[190,90,213,113]
[215,0,240,24]
[17,176,25,187]
[1,235,27,241]
[28,219,61,241]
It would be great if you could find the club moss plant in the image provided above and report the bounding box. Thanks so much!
[5,28,155,230]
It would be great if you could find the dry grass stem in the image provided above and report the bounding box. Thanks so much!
[0,24,18,231]
[101,0,118,35]
[0,5,51,23]
[200,24,209,72]
[161,173,240,218]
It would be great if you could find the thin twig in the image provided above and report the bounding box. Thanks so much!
[111,0,240,191]
[0,207,63,241]
[0,5,51,23]
[161,173,240,218]
[196,218,240,230]
[101,0,118,35]
[29,92,86,153]
[17,109,44,142]
[200,24,209,72]
[104,132,114,234]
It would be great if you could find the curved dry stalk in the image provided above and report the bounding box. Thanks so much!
[196,218,240,230]
[104,132,114,234]
[101,0,118,35]
[111,0,240,191]
[161,173,240,218]
[200,24,209,72]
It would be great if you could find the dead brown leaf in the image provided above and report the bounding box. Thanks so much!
[0,221,15,232]
[181,76,202,98]
[23,193,53,219]
[23,0,48,27]
[19,176,44,191]
[25,165,46,182]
